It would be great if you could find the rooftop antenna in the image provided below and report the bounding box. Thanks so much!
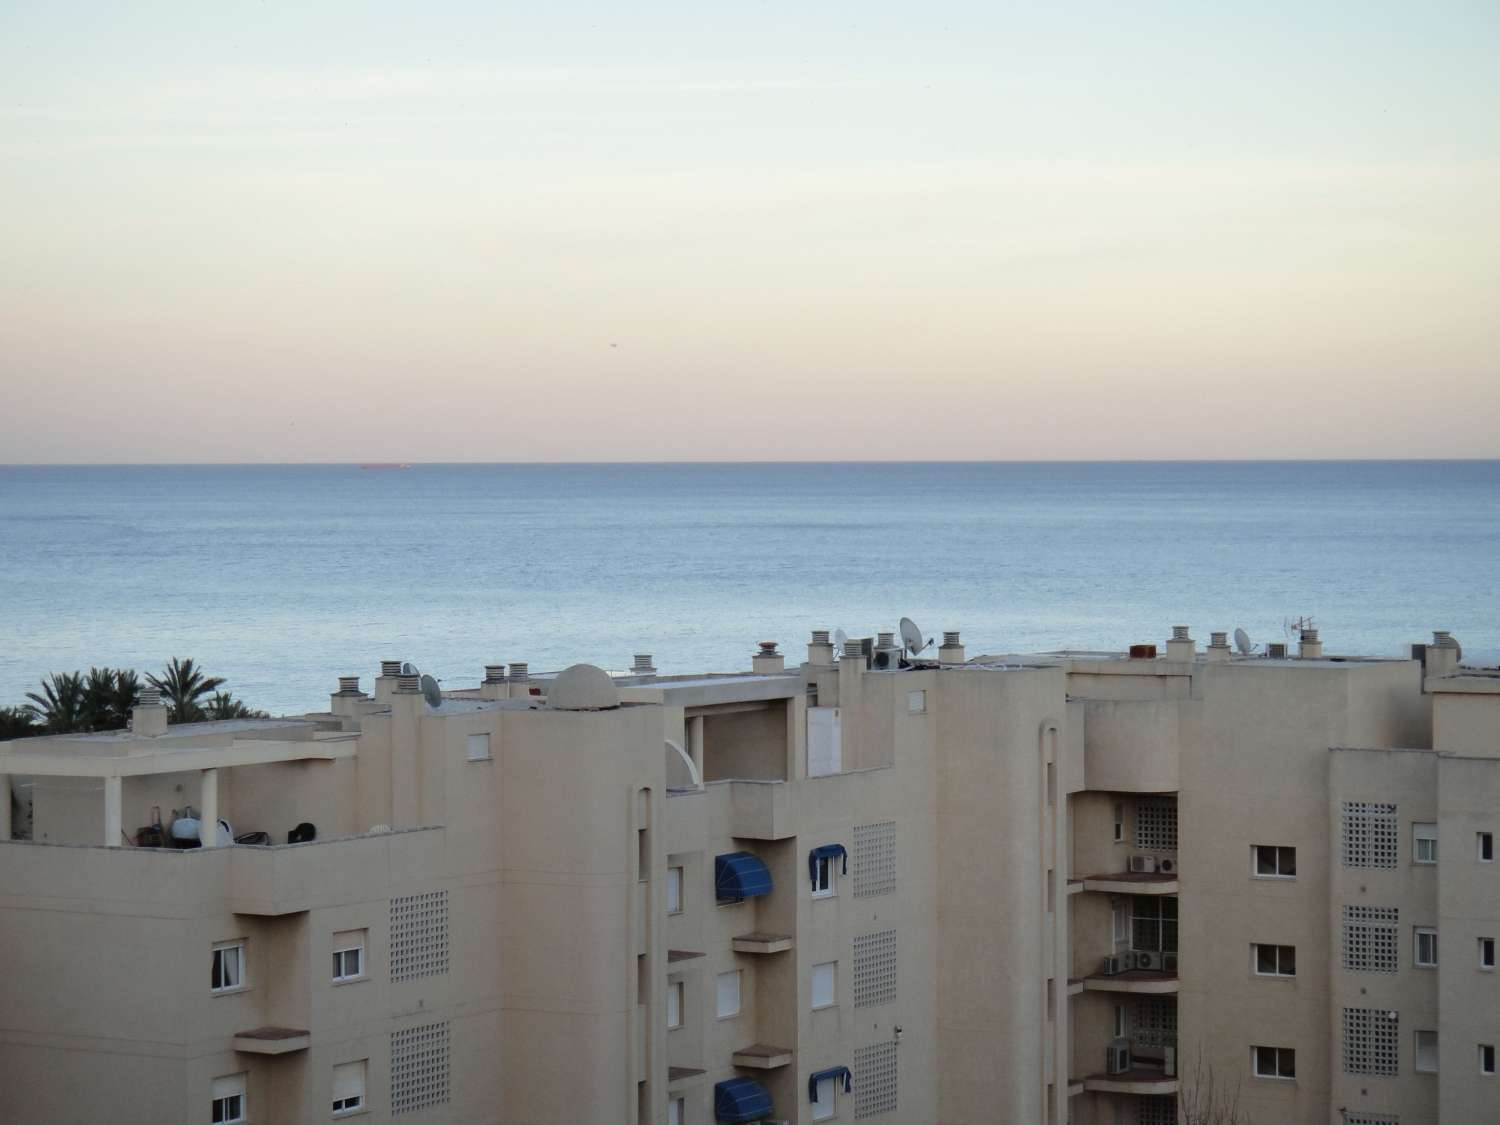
[1233,627,1255,655]
[420,673,443,710]
[833,628,848,661]
[900,617,932,660]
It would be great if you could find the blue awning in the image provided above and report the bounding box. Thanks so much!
[809,1065,852,1103]
[808,843,847,890]
[715,852,773,901]
[714,1077,774,1122]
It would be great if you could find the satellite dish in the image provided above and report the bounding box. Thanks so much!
[1234,628,1253,655]
[401,661,419,676]
[900,617,930,658]
[420,674,443,709]
[1452,637,1463,662]
[833,628,848,659]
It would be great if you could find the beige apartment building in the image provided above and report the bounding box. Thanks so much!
[1,626,1496,1125]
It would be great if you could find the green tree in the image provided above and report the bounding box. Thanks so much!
[82,667,141,731]
[146,658,225,724]
[204,691,267,721]
[0,706,39,740]
[25,671,88,733]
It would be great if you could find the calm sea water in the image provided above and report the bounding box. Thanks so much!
[1,462,1497,715]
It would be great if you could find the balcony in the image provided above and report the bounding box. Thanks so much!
[731,932,793,955]
[1082,969,1179,995]
[1080,870,1177,895]
[732,1044,793,1069]
[232,1026,309,1055]
[1081,1070,1179,1096]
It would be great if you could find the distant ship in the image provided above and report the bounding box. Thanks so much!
[359,463,411,470]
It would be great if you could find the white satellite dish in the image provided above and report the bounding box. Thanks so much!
[401,661,419,676]
[833,628,848,659]
[900,617,931,658]
[1452,637,1464,662]
[1234,627,1253,655]
[420,674,443,709]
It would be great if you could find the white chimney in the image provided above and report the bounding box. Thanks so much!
[1425,630,1460,678]
[1165,625,1196,662]
[752,641,785,675]
[938,630,965,667]
[1298,627,1323,660]
[1206,632,1231,663]
[808,629,835,668]
[631,654,657,678]
[131,687,168,737]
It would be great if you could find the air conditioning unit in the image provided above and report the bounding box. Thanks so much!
[1129,855,1158,874]
[1266,642,1288,659]
[1162,952,1179,973]
[1136,951,1162,971]
[1157,857,1177,875]
[1107,1039,1132,1075]
[1100,955,1125,976]
[1163,1045,1177,1077]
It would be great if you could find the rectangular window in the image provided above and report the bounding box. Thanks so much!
[1343,906,1399,973]
[211,942,245,993]
[1480,832,1494,862]
[812,961,837,1010]
[332,930,366,983]
[637,828,648,882]
[667,980,684,1029]
[906,689,926,714]
[666,866,684,915]
[1113,1003,1126,1038]
[811,1076,837,1121]
[1415,1030,1438,1074]
[1342,801,1399,868]
[1480,937,1495,970]
[1111,901,1128,946]
[715,970,741,1019]
[1253,943,1297,977]
[211,1073,246,1124]
[1413,822,1437,864]
[465,732,491,761]
[1482,1043,1496,1075]
[1251,1045,1295,1079]
[1252,845,1297,878]
[813,855,838,898]
[668,1096,684,1125]
[1113,803,1124,843]
[1415,927,1439,968]
[1343,1008,1399,1075]
[332,1059,367,1116]
[1130,896,1178,954]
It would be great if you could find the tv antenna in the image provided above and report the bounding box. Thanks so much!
[420,674,443,709]
[900,617,932,660]
[832,628,848,661]
[1233,627,1255,655]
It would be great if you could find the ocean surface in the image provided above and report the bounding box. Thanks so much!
[1,461,1497,716]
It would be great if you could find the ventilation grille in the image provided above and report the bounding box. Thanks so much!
[1341,801,1399,867]
[1342,1007,1399,1075]
[1342,905,1399,974]
[391,1021,450,1115]
[1134,798,1178,851]
[1136,1096,1178,1125]
[852,929,897,1008]
[852,1041,898,1118]
[1133,997,1178,1047]
[1344,1115,1398,1125]
[391,891,450,982]
[852,821,896,898]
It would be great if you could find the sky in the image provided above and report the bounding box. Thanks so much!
[2,1,1498,462]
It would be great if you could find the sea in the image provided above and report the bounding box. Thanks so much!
[1,461,1497,716]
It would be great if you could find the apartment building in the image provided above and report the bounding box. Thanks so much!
[0,626,1494,1125]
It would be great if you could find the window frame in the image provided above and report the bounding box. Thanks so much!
[1251,1044,1296,1080]
[1112,1003,1126,1039]
[666,865,684,915]
[331,1059,367,1117]
[1252,844,1297,879]
[666,979,685,1030]
[211,940,246,994]
[906,689,926,714]
[668,1096,685,1125]
[1481,1043,1496,1076]
[1413,822,1438,865]
[1480,832,1494,863]
[810,1075,838,1121]
[715,969,742,1020]
[211,1073,247,1125]
[332,930,366,984]
[1252,943,1297,978]
[1113,803,1124,844]
[1414,1030,1439,1074]
[465,732,491,762]
[1480,937,1496,971]
[811,960,837,1011]
[1414,927,1439,968]
[812,855,838,899]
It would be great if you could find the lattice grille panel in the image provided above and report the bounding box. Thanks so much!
[852,929,897,1008]
[852,821,896,898]
[1342,1007,1399,1075]
[1134,798,1178,851]
[1133,997,1178,1047]
[391,891,449,982]
[391,1021,450,1115]
[1342,802,1399,867]
[852,1041,898,1119]
[1342,905,1399,973]
[1136,1096,1177,1125]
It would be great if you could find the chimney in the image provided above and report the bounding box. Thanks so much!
[1165,625,1196,662]
[337,676,363,696]
[1298,627,1323,660]
[484,664,506,684]
[375,659,403,702]
[808,629,835,668]
[938,630,965,667]
[1206,631,1231,663]
[841,639,868,672]
[508,662,530,698]
[131,686,168,737]
[631,654,657,679]
[752,641,785,675]
[478,663,507,700]
[396,674,420,694]
[1425,630,1460,678]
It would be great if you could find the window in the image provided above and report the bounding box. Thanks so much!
[666,866,684,915]
[1343,1008,1399,1076]
[715,970,741,1019]
[1252,1045,1295,1079]
[667,980,684,1029]
[1253,943,1296,977]
[1111,900,1129,946]
[1113,803,1124,843]
[812,961,837,1010]
[1343,906,1399,973]
[811,1077,837,1121]
[1342,801,1399,868]
[211,941,245,993]
[1130,896,1178,953]
[211,1073,246,1124]
[1482,1043,1496,1075]
[1415,1030,1438,1074]
[465,732,491,761]
[668,1096,684,1125]
[332,930,366,982]
[638,828,648,882]
[1415,927,1438,968]
[332,1060,366,1116]
[1252,845,1297,878]
[1134,797,1177,851]
[1113,1004,1126,1039]
[1133,996,1177,1047]
[1480,832,1494,862]
[812,854,838,898]
[906,689,926,714]
[1413,822,1437,864]
[1480,937,1496,970]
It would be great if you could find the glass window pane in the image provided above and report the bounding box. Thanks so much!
[1257,945,1277,974]
[1281,945,1296,976]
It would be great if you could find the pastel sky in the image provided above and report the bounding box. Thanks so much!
[2,1,1498,462]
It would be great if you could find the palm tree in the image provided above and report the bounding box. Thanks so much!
[82,667,140,731]
[0,706,39,740]
[25,671,88,733]
[204,691,267,721]
[146,658,225,724]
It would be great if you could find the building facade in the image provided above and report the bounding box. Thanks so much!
[0,627,1495,1125]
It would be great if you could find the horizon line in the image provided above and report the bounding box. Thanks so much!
[2,457,1499,469]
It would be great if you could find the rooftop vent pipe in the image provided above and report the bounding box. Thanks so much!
[808,630,835,668]
[380,659,403,678]
[396,674,420,694]
[939,631,965,667]
[1206,632,1231,663]
[752,641,785,675]
[1298,628,1323,659]
[1424,630,1460,678]
[337,676,363,695]
[139,686,162,707]
[1166,626,1196,662]
[131,687,168,736]
[484,664,506,684]
[632,654,657,676]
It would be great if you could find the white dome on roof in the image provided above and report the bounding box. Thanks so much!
[547,664,621,711]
